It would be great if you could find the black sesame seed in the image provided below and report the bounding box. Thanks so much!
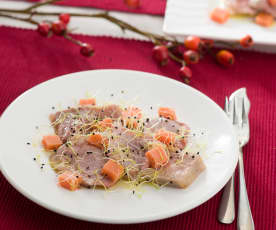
[170,156,173,159]
[150,106,153,110]
[42,163,45,166]
[170,181,173,184]
[175,151,179,153]
[111,136,114,140]
[124,108,127,111]
[87,152,93,154]
[33,157,36,161]
[40,166,43,169]
[70,155,73,158]
[169,143,172,145]
[76,176,79,178]
[115,126,118,129]
[134,116,137,119]
[52,106,55,109]
[26,142,31,145]
[54,150,57,152]
[201,132,204,135]
[111,94,114,97]
[165,119,168,123]
[88,175,91,178]
[121,90,124,93]
[132,190,135,194]
[146,118,150,122]
[122,150,125,152]
[67,106,71,109]
[197,152,200,155]
[126,154,129,157]
[137,120,140,123]
[193,133,196,136]
[35,126,39,129]
[172,125,175,128]
[128,116,130,119]
[140,146,144,150]
[143,122,145,126]
[192,155,195,159]
[186,152,188,155]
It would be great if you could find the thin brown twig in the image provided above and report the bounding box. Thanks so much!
[0,12,38,25]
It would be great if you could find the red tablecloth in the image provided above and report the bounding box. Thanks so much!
[30,0,166,15]
[0,26,275,230]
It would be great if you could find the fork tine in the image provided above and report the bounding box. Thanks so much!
[224,96,229,114]
[232,98,238,125]
[241,97,248,125]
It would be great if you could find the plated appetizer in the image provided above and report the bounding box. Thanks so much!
[211,0,276,27]
[41,98,206,191]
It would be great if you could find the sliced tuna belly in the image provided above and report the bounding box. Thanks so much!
[49,104,123,143]
[50,137,115,188]
[157,155,206,188]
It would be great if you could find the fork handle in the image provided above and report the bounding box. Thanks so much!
[238,149,255,230]
[217,174,235,223]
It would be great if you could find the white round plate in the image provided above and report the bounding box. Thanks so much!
[0,70,238,224]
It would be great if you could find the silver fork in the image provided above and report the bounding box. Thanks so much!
[218,97,236,223]
[233,97,255,230]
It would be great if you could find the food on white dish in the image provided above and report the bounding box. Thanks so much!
[211,0,276,27]
[42,98,206,191]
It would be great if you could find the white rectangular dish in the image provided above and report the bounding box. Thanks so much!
[163,0,276,46]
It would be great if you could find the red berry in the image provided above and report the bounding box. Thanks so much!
[240,35,253,48]
[179,66,192,79]
[202,39,214,48]
[59,13,70,24]
[152,45,169,66]
[124,0,140,8]
[37,22,51,37]
[184,36,201,51]
[52,21,66,35]
[80,43,94,57]
[216,50,234,67]
[183,50,200,64]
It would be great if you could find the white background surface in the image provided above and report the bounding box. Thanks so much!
[0,70,239,223]
[1,0,276,52]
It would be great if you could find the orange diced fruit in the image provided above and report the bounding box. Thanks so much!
[42,135,62,150]
[102,160,124,183]
[158,107,177,120]
[255,13,274,27]
[146,146,168,169]
[79,98,96,106]
[210,8,230,24]
[58,171,82,191]
[87,134,108,149]
[268,0,276,7]
[99,118,113,128]
[155,129,176,146]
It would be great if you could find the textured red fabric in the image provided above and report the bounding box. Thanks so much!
[29,0,166,15]
[0,26,275,230]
